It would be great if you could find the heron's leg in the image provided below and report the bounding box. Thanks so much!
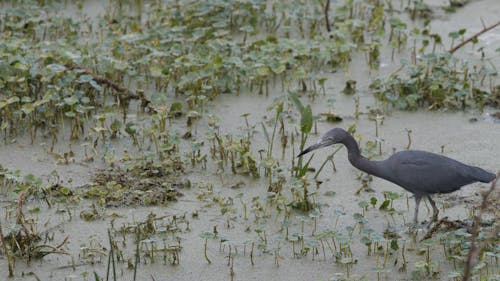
[426,195,439,222]
[413,195,422,224]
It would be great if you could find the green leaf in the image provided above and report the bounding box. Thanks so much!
[239,25,254,33]
[150,65,163,77]
[64,96,79,106]
[89,80,102,91]
[340,257,353,264]
[110,120,122,131]
[361,236,372,246]
[58,186,72,196]
[288,91,304,112]
[7,96,20,105]
[309,209,321,218]
[386,191,400,200]
[21,103,34,115]
[199,231,216,239]
[390,239,399,251]
[300,105,313,134]
[358,201,369,209]
[292,66,306,79]
[170,102,183,113]
[77,74,94,83]
[324,191,336,197]
[125,122,137,135]
[47,64,66,72]
[212,56,223,69]
[261,122,270,144]
[353,213,367,224]
[24,174,36,183]
[379,199,390,210]
[298,154,314,177]
[256,66,270,77]
[271,64,286,74]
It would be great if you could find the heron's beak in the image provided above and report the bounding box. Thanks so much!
[297,141,327,158]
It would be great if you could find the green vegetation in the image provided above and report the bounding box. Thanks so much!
[0,0,498,280]
[371,49,498,110]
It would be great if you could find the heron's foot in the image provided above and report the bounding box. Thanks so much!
[407,222,427,236]
[432,215,439,223]
[426,214,439,227]
[408,220,424,232]
[426,218,436,229]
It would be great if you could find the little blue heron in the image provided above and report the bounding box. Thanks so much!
[298,128,496,224]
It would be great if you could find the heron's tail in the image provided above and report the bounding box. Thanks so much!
[470,167,496,183]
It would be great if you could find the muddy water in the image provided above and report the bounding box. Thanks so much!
[0,1,499,281]
[2,84,498,280]
[2,102,496,281]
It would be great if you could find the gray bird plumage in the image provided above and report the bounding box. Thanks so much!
[298,128,496,224]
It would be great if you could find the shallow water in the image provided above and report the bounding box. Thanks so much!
[1,79,497,281]
[0,0,499,281]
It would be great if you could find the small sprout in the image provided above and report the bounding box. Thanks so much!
[324,191,336,197]
[342,80,356,95]
[353,213,367,225]
[168,102,183,118]
[358,201,369,212]
[320,112,342,123]
[199,232,216,264]
[379,200,390,211]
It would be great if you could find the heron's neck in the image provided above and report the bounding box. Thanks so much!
[342,135,385,177]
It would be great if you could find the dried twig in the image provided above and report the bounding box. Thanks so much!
[462,172,499,281]
[32,244,70,258]
[422,217,467,241]
[54,236,70,250]
[64,64,151,109]
[449,20,500,54]
[17,190,34,239]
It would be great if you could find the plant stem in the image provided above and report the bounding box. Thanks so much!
[0,222,14,277]
[462,173,499,281]
[204,238,211,264]
[133,227,140,281]
[450,20,500,54]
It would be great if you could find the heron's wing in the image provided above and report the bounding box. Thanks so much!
[387,151,477,194]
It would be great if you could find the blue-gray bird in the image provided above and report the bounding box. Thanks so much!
[298,128,496,224]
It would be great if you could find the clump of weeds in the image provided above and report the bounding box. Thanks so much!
[82,160,186,207]
[0,167,73,276]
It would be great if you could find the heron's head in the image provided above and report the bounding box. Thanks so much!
[297,128,349,157]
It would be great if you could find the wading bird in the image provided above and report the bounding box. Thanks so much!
[298,128,496,224]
